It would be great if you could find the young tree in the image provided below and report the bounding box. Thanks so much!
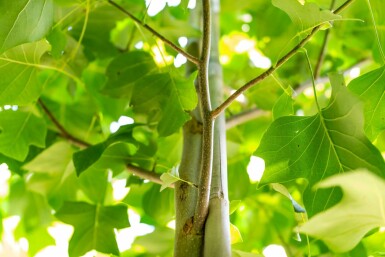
[1,0,385,257]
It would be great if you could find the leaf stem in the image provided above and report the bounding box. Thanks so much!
[194,0,213,234]
[211,0,355,118]
[108,0,200,65]
[314,0,336,79]
[303,49,322,113]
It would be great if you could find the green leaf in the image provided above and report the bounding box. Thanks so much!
[55,201,130,257]
[229,200,242,215]
[271,183,305,213]
[0,40,50,105]
[79,169,113,205]
[230,223,243,244]
[348,66,385,139]
[0,110,46,161]
[0,0,53,53]
[143,184,174,225]
[133,228,174,255]
[73,124,138,175]
[272,91,294,119]
[103,51,158,98]
[132,72,198,136]
[26,226,55,256]
[23,141,78,205]
[255,73,385,215]
[157,72,198,136]
[23,141,73,175]
[232,249,263,257]
[70,5,125,58]
[46,27,67,59]
[272,0,341,33]
[299,170,385,252]
[160,172,179,191]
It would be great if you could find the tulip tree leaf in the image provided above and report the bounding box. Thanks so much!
[0,0,53,54]
[23,141,78,203]
[348,66,385,139]
[55,201,130,257]
[255,73,385,215]
[0,40,50,105]
[73,124,139,175]
[103,51,158,98]
[272,0,341,33]
[0,110,47,161]
[103,51,198,136]
[230,223,243,244]
[300,170,385,252]
[131,72,198,136]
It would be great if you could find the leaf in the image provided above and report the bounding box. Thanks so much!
[299,170,385,252]
[348,66,385,139]
[132,72,198,136]
[271,183,306,213]
[55,201,130,257]
[142,184,174,224]
[272,91,294,119]
[103,51,158,98]
[230,223,243,244]
[0,40,50,105]
[73,124,138,175]
[229,200,242,215]
[156,72,198,136]
[272,0,341,33]
[23,141,73,175]
[23,141,78,204]
[160,172,179,191]
[232,249,264,257]
[255,73,385,215]
[0,0,53,53]
[133,228,174,255]
[70,5,126,58]
[79,169,113,205]
[25,226,55,256]
[0,110,46,161]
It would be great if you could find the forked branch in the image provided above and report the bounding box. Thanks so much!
[211,0,355,118]
[108,0,200,65]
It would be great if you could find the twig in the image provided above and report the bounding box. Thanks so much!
[211,0,355,118]
[38,99,166,186]
[225,58,370,129]
[194,0,213,234]
[38,99,91,148]
[108,0,200,65]
[226,108,269,130]
[314,0,337,79]
[126,164,173,187]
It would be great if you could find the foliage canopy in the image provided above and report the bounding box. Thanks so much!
[0,0,385,256]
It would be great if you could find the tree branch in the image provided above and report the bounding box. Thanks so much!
[226,108,270,130]
[225,58,370,129]
[38,99,91,148]
[108,0,200,65]
[38,99,167,187]
[194,0,213,234]
[211,0,354,118]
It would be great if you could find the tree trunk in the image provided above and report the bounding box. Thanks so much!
[174,5,204,257]
[203,0,231,256]
[174,1,230,256]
